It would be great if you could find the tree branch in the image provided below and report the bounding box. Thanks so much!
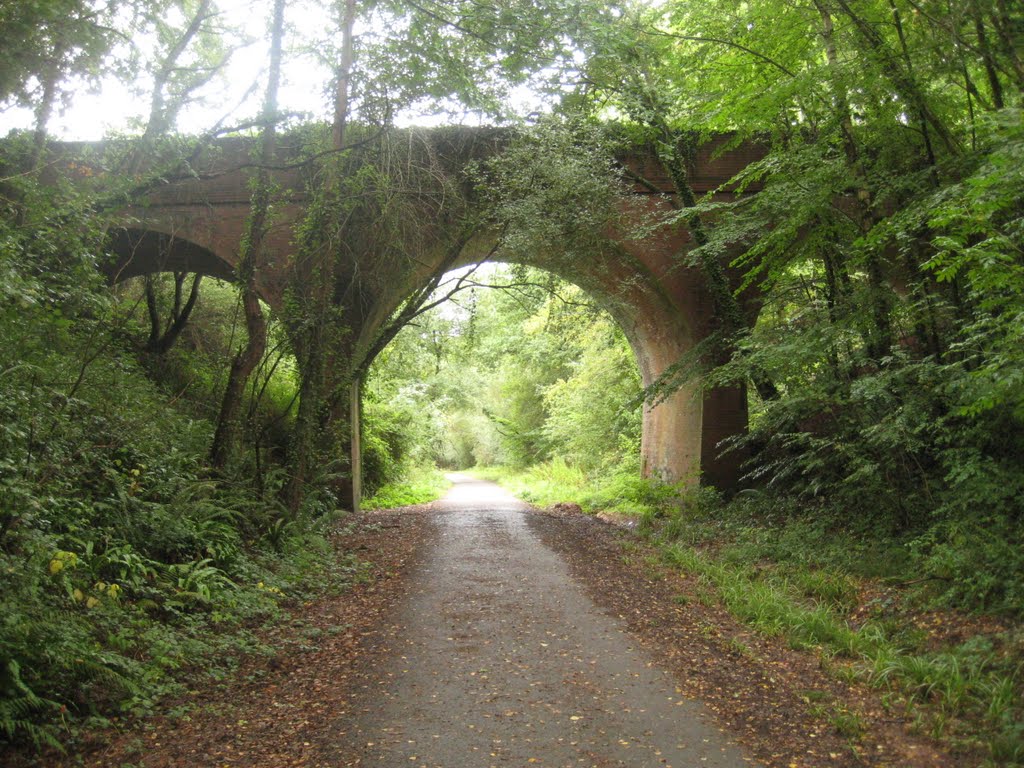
[643,28,797,78]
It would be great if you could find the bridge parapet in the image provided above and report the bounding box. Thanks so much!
[620,133,766,196]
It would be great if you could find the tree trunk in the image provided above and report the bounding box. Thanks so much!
[332,0,357,151]
[211,289,267,466]
[145,272,203,355]
[888,0,937,166]
[971,1,1006,108]
[145,276,162,349]
[209,0,285,468]
[830,0,959,155]
[288,0,359,512]
[122,0,214,176]
[29,40,66,172]
[286,335,326,512]
[815,1,896,361]
[989,0,1024,93]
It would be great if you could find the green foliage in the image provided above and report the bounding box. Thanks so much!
[474,116,627,267]
[472,459,589,507]
[583,471,685,519]
[644,498,1023,761]
[476,459,687,522]
[910,516,1024,616]
[541,317,642,473]
[923,111,1024,421]
[5,0,1023,755]
[363,467,450,510]
[677,113,1024,617]
[334,0,602,122]
[115,276,298,460]
[1,640,64,751]
[0,167,359,754]
[0,0,120,107]
[362,390,440,496]
[589,0,1024,618]
[367,264,644,481]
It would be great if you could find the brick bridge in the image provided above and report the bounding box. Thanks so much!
[80,128,764,507]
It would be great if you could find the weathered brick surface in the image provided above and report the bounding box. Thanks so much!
[57,129,763,493]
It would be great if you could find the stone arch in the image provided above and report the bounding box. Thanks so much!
[357,226,739,492]
[104,227,237,283]
[51,131,761,509]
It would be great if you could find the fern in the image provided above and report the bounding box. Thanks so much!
[0,661,62,751]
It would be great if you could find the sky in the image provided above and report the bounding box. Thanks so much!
[1,0,334,139]
[0,0,551,141]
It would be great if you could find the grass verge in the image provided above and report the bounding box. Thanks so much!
[469,458,685,518]
[363,466,451,509]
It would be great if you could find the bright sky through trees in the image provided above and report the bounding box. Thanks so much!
[0,0,559,139]
[2,0,340,138]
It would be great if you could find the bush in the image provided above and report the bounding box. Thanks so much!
[911,516,1024,615]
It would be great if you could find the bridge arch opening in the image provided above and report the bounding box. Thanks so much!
[105,227,237,284]
[361,252,714,501]
[363,264,646,489]
[67,131,757,510]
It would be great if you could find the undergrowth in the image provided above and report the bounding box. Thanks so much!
[0,192,363,755]
[652,494,1024,766]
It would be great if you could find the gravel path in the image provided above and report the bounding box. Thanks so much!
[23,474,956,768]
[339,475,750,768]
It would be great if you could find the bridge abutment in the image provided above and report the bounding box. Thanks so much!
[700,384,749,490]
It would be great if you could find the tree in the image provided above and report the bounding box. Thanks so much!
[209,0,285,469]
[0,0,122,166]
[142,271,203,354]
[553,0,1023,600]
[366,265,643,476]
[122,0,232,174]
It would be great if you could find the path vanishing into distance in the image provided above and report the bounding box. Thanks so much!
[339,475,749,767]
[57,475,954,768]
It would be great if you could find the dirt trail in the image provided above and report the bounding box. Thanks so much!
[333,475,749,767]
